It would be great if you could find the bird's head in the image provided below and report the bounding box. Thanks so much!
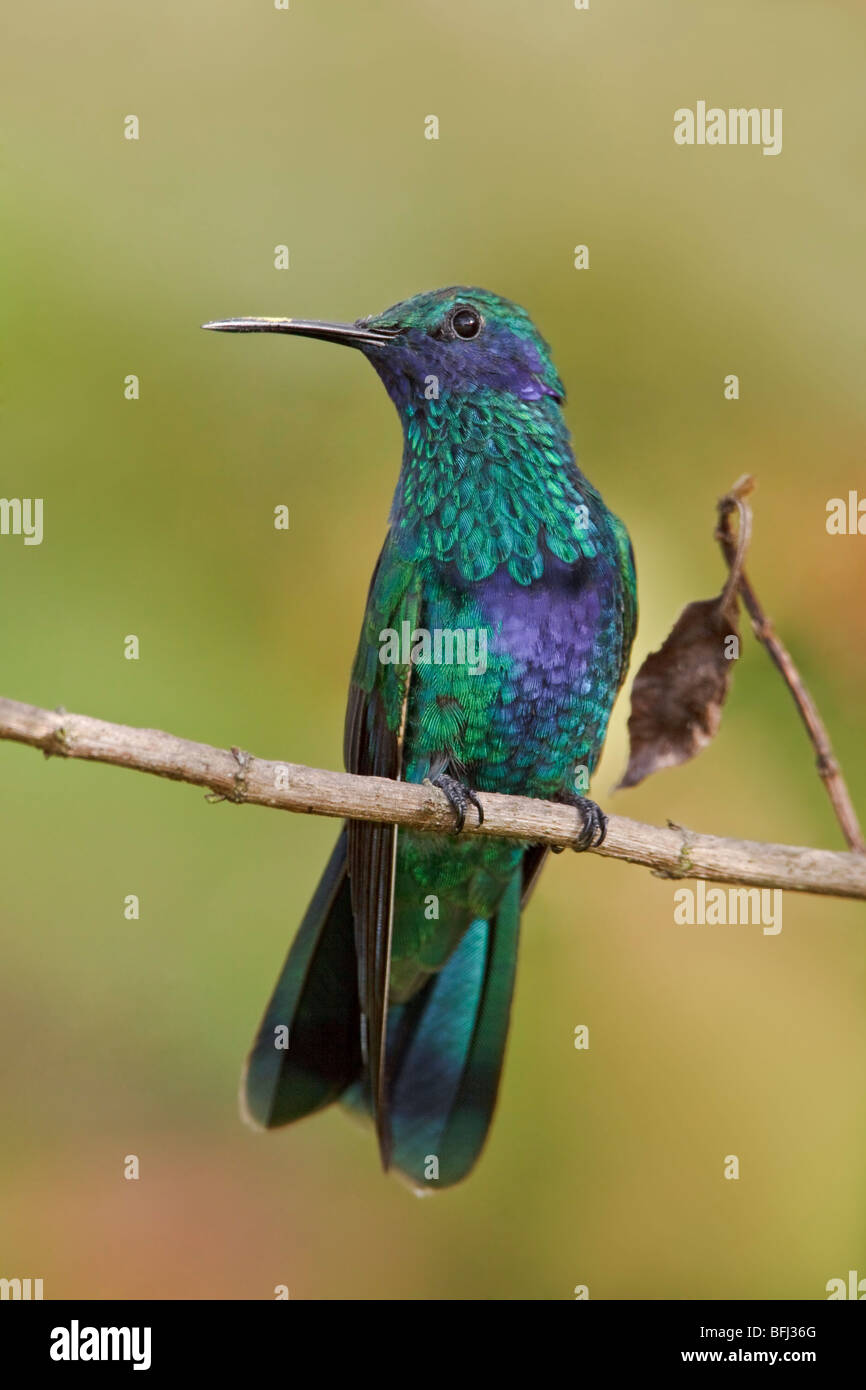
[357,287,565,409]
[203,286,565,414]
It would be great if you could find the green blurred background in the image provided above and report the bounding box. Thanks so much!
[2,0,864,1299]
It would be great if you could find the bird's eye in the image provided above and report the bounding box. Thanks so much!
[450,306,482,340]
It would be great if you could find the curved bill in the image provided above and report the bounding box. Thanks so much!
[201,316,399,348]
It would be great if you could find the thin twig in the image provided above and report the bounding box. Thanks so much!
[716,475,866,854]
[1,697,864,900]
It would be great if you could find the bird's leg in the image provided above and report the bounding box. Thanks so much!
[429,771,485,834]
[550,789,608,853]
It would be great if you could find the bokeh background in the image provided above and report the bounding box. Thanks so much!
[2,0,864,1300]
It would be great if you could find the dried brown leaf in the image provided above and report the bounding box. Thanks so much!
[617,591,740,789]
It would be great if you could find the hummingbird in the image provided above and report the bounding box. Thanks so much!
[203,288,637,1188]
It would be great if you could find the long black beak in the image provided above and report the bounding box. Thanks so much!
[201,316,399,348]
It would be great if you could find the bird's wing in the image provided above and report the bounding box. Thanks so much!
[608,512,638,688]
[343,536,421,1169]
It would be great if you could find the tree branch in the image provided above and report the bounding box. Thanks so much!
[1,696,863,902]
[716,475,866,853]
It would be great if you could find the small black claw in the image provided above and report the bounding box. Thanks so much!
[554,792,608,853]
[431,772,484,833]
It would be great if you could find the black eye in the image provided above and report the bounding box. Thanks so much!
[450,306,482,339]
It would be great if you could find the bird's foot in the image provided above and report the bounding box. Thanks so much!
[430,771,484,834]
[550,791,608,853]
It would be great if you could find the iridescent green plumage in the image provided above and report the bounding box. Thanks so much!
[211,288,637,1187]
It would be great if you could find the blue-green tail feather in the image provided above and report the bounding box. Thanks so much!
[344,864,522,1188]
[244,833,522,1188]
[242,827,362,1129]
